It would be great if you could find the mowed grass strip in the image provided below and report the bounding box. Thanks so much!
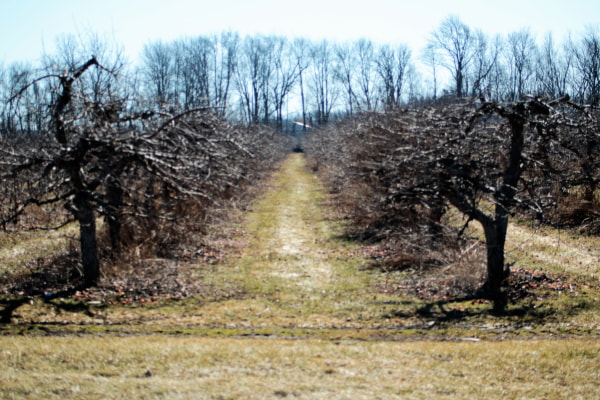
[218,152,374,327]
[1,336,598,399]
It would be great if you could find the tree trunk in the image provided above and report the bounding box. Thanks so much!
[481,113,525,313]
[482,218,509,313]
[456,68,464,97]
[299,71,306,131]
[106,177,123,253]
[75,193,100,287]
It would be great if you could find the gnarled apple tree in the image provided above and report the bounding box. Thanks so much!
[0,58,256,288]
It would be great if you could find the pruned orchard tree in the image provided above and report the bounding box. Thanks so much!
[397,97,596,312]
[305,96,598,312]
[0,56,269,288]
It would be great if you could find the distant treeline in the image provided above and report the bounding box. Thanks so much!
[1,15,599,133]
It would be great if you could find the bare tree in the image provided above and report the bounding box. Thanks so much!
[374,44,411,109]
[141,40,177,106]
[3,57,112,285]
[506,28,537,100]
[407,97,594,311]
[469,30,501,98]
[309,40,338,124]
[269,36,299,127]
[355,39,377,110]
[570,27,600,105]
[211,32,239,115]
[1,63,40,136]
[0,53,259,287]
[335,42,359,115]
[176,37,212,108]
[235,35,276,124]
[421,43,439,99]
[140,33,239,115]
[292,38,311,130]
[306,94,597,312]
[537,33,572,98]
[428,15,475,97]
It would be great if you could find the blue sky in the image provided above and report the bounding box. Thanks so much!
[1,0,598,65]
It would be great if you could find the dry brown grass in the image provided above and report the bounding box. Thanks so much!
[1,336,599,399]
[453,207,600,280]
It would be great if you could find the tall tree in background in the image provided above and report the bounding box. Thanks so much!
[292,38,311,129]
[309,40,338,124]
[1,63,45,136]
[141,40,176,106]
[421,43,439,99]
[269,36,299,127]
[235,35,274,124]
[571,27,600,105]
[5,22,600,127]
[335,42,358,115]
[140,34,239,114]
[374,44,411,109]
[428,15,475,97]
[177,37,212,108]
[469,30,501,98]
[506,28,537,100]
[536,33,572,98]
[355,39,377,111]
[211,32,239,116]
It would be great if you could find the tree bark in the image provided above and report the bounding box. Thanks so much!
[482,217,509,313]
[106,176,123,253]
[456,67,464,97]
[482,110,526,313]
[75,193,100,287]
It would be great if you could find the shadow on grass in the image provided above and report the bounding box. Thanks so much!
[0,289,94,324]
[383,295,561,327]
[438,300,560,326]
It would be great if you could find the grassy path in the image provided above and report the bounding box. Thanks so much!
[226,152,373,332]
[244,151,342,296]
[1,153,600,399]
